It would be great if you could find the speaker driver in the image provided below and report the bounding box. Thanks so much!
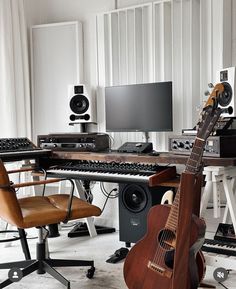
[218,82,233,107]
[70,94,89,114]
[122,184,148,213]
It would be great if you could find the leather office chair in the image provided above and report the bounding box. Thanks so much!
[0,159,101,288]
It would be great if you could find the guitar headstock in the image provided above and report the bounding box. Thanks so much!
[204,83,225,108]
[196,83,224,141]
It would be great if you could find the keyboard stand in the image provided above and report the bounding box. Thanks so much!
[200,166,236,273]
[59,179,115,238]
[67,222,115,238]
[200,166,236,233]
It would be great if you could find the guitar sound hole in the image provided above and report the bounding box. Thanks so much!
[158,229,176,250]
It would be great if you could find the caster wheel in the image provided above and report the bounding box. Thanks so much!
[86,266,95,279]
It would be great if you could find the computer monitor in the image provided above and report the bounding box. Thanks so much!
[105,81,173,132]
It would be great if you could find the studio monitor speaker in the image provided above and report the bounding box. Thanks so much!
[119,183,174,244]
[68,84,97,124]
[216,66,235,117]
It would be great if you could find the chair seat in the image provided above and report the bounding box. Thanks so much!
[18,194,101,228]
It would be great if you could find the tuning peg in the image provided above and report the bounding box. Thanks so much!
[208,83,214,88]
[204,90,210,96]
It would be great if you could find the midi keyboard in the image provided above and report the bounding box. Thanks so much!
[0,137,51,161]
[46,160,176,186]
[202,238,236,256]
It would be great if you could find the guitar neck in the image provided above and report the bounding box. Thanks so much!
[166,138,205,230]
[185,138,205,174]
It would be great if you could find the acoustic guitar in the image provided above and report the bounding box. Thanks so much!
[123,83,226,289]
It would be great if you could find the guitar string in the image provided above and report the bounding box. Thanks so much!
[151,183,182,266]
[152,199,179,267]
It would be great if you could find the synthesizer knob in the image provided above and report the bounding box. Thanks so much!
[53,144,57,148]
[177,142,184,148]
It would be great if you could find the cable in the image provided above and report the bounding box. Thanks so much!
[218,282,228,289]
[101,187,118,214]
[100,182,118,198]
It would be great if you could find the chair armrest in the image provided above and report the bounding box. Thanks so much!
[11,178,63,189]
[7,167,36,174]
[10,173,75,223]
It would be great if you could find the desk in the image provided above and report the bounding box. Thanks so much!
[39,150,236,222]
[49,151,236,167]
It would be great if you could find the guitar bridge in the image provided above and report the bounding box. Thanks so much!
[147,261,172,278]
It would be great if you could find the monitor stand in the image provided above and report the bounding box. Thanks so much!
[143,131,150,143]
[68,222,115,238]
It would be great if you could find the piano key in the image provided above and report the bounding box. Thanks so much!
[46,168,151,183]
[202,238,236,256]
[45,161,176,186]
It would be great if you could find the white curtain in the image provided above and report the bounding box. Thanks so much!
[0,0,31,138]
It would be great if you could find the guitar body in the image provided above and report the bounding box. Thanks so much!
[124,204,206,289]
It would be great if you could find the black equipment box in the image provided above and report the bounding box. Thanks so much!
[117,142,153,154]
[214,223,236,243]
[37,133,110,152]
[0,137,51,162]
[168,134,236,157]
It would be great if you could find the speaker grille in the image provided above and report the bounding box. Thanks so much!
[218,82,233,107]
[70,94,89,114]
[122,184,148,213]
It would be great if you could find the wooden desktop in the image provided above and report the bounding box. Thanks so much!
[50,150,236,167]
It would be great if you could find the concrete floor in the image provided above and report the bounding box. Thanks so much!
[0,212,236,289]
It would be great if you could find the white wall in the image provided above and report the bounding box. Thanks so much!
[24,0,116,90]
[232,1,236,66]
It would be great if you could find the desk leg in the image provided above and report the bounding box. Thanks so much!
[32,175,42,196]
[223,177,236,224]
[58,180,66,194]
[200,177,213,217]
[222,176,236,234]
[213,180,222,219]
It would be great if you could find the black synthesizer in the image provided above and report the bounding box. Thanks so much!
[202,238,236,256]
[45,160,176,186]
[0,137,51,162]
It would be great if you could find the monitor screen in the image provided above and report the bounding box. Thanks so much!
[105,81,173,132]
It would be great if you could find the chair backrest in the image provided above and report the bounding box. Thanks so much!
[0,159,23,227]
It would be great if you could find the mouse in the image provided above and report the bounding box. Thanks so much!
[148,151,160,156]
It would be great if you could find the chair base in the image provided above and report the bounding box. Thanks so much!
[0,258,95,289]
[0,236,95,289]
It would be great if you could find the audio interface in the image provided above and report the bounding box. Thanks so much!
[168,135,236,157]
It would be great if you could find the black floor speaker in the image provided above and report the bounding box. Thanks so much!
[119,183,174,244]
